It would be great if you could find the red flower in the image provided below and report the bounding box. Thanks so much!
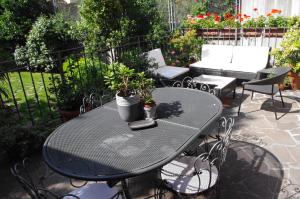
[266,13,273,17]
[271,9,282,14]
[224,12,234,20]
[197,14,205,19]
[214,14,220,22]
[206,12,211,17]
[243,14,251,19]
[253,8,258,12]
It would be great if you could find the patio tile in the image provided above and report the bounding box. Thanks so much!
[262,129,296,146]
[268,145,296,164]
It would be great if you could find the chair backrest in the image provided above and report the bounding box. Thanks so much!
[146,48,166,68]
[80,93,114,114]
[172,76,217,96]
[10,158,56,199]
[201,44,233,63]
[245,67,291,86]
[194,117,234,170]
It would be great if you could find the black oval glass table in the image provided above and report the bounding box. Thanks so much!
[43,87,222,184]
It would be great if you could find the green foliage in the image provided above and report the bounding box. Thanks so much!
[191,0,209,16]
[136,72,155,104]
[0,0,53,44]
[104,63,136,97]
[242,16,266,28]
[272,26,300,73]
[266,16,288,28]
[14,14,80,71]
[79,0,167,51]
[168,30,204,66]
[50,57,107,111]
[0,109,54,159]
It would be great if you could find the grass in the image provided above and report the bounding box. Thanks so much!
[2,72,60,124]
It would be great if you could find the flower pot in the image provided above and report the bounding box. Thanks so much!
[144,104,157,119]
[288,72,300,90]
[116,93,142,122]
[242,28,263,37]
[264,28,286,38]
[59,109,80,122]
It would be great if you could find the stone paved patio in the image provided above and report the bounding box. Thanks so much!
[1,88,300,199]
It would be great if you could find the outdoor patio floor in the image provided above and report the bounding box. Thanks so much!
[1,87,300,199]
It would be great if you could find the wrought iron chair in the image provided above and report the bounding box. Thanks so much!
[11,158,124,199]
[172,76,217,96]
[160,117,234,198]
[80,93,113,114]
[238,67,291,119]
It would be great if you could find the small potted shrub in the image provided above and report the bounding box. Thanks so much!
[104,63,142,122]
[272,26,300,89]
[136,72,156,119]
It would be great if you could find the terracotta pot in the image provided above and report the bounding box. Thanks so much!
[264,28,286,38]
[278,83,285,91]
[59,109,80,122]
[288,72,300,90]
[242,28,263,37]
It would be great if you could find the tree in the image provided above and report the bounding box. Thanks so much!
[0,0,53,62]
[79,0,167,50]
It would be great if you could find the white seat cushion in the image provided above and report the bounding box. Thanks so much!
[231,46,270,72]
[155,66,189,79]
[201,45,233,63]
[64,183,121,199]
[146,48,166,68]
[189,61,223,70]
[161,155,218,194]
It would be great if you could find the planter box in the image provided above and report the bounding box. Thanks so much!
[264,28,286,38]
[197,29,219,38]
[220,29,240,39]
[242,28,263,37]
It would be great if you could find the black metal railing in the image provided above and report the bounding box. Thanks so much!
[0,35,160,126]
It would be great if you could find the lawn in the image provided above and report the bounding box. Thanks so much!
[3,72,60,124]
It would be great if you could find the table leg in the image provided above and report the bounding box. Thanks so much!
[121,179,131,199]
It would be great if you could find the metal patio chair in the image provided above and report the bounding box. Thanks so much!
[146,48,190,86]
[80,92,113,114]
[238,67,291,120]
[160,117,234,198]
[11,158,124,199]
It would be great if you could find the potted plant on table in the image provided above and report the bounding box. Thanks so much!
[136,72,156,119]
[272,26,300,89]
[104,63,142,122]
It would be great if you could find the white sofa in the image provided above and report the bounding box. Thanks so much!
[189,45,271,80]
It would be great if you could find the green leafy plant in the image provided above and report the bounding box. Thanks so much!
[136,72,155,105]
[272,26,300,73]
[14,14,80,71]
[168,30,204,66]
[104,63,137,97]
[266,16,288,28]
[0,109,54,159]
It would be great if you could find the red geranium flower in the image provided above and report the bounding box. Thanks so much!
[271,9,282,14]
[266,13,272,17]
[197,14,205,19]
[243,14,251,19]
[214,14,220,22]
[206,12,211,17]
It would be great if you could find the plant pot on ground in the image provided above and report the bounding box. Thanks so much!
[104,63,143,122]
[288,72,300,90]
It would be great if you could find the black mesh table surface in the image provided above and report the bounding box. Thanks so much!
[43,87,222,181]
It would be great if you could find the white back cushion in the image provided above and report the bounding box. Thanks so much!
[232,46,270,70]
[201,45,233,63]
[146,48,166,67]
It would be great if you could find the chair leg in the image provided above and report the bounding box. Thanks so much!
[279,89,285,107]
[271,94,278,120]
[251,91,254,100]
[237,87,245,115]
